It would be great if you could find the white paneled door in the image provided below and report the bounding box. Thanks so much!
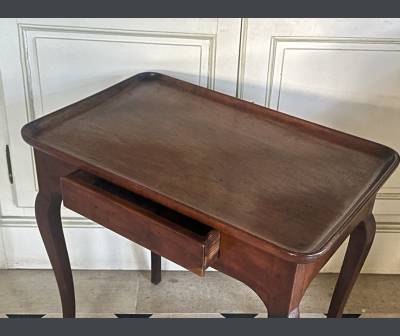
[240,19,400,273]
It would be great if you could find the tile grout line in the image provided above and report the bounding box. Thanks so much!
[133,271,140,314]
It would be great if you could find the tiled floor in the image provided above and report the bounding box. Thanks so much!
[0,270,399,318]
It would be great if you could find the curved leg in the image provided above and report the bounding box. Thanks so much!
[151,252,161,284]
[34,150,76,317]
[327,215,376,318]
[35,192,75,317]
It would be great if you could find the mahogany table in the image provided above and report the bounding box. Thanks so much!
[21,72,399,318]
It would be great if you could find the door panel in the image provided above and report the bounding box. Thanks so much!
[270,40,400,189]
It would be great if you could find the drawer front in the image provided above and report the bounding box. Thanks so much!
[61,171,220,275]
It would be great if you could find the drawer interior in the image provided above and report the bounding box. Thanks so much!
[92,177,213,239]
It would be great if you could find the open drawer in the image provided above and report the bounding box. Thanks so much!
[60,171,220,276]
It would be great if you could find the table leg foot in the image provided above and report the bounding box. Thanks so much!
[268,306,300,318]
[151,252,161,285]
[327,214,376,318]
[35,192,76,318]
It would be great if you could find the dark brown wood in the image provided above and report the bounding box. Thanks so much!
[327,214,376,317]
[151,252,161,285]
[34,150,77,318]
[21,72,399,318]
[61,171,220,276]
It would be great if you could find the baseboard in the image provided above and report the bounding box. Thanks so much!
[1,217,400,273]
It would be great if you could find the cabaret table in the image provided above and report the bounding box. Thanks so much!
[21,72,399,318]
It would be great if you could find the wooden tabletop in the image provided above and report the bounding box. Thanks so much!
[22,72,399,258]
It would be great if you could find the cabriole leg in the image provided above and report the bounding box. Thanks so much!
[327,215,376,318]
